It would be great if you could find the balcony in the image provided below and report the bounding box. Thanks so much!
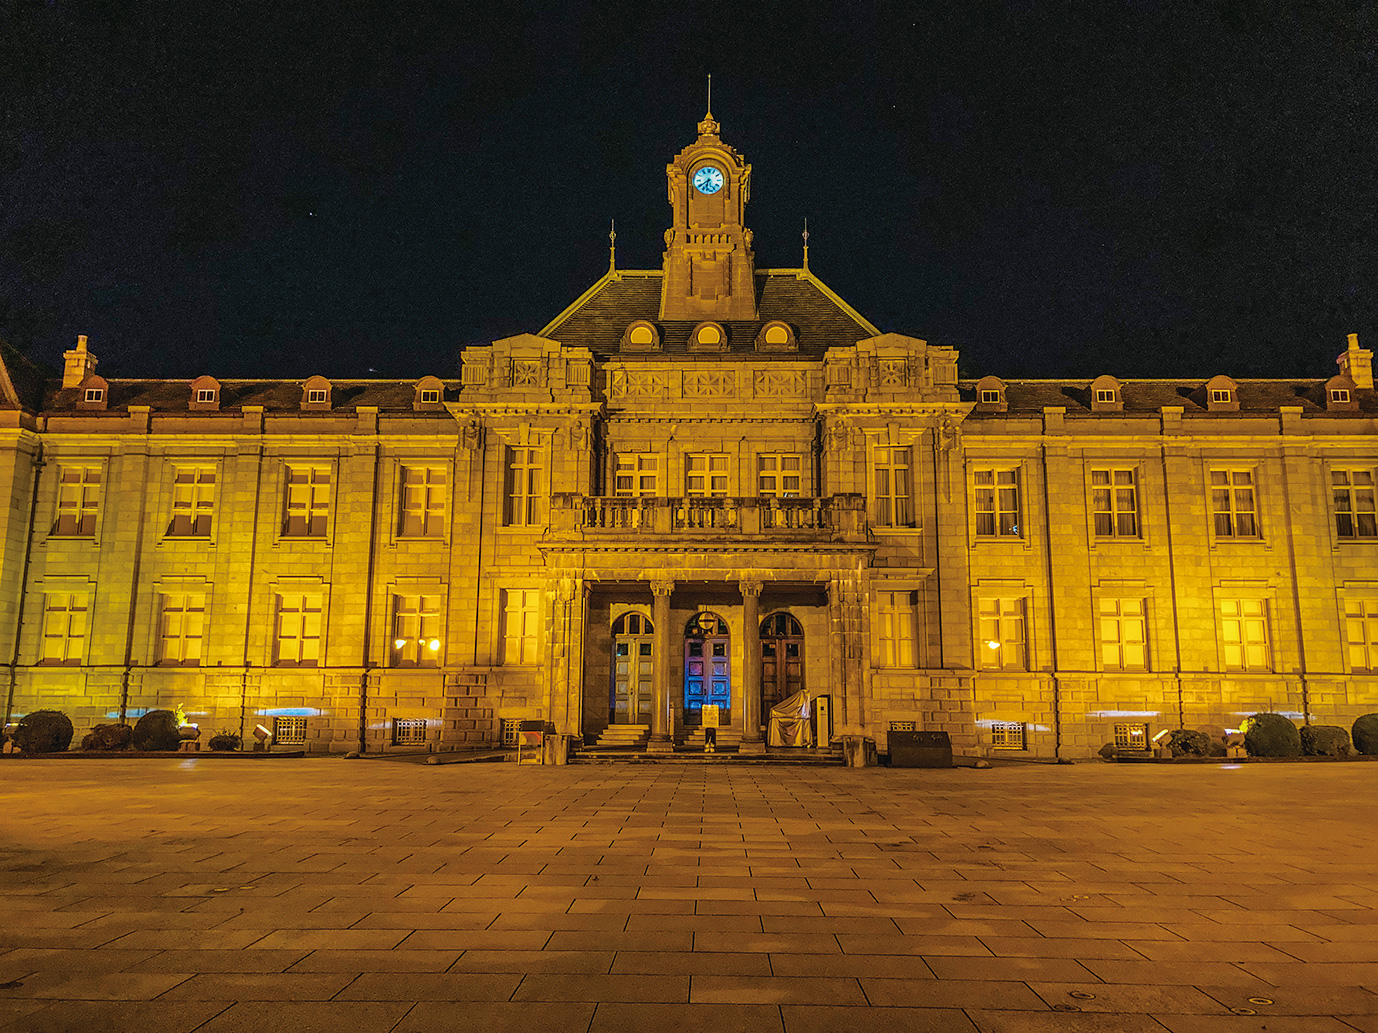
[549,494,869,540]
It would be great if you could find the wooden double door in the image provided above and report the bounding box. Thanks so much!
[760,612,804,710]
[683,612,730,724]
[611,612,654,724]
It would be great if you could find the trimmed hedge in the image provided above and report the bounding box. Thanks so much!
[1354,714,1378,755]
[1242,713,1302,757]
[208,731,242,752]
[14,710,74,753]
[1166,729,1214,757]
[81,723,133,751]
[132,710,181,752]
[1300,724,1351,757]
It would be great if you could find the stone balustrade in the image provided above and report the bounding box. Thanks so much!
[550,493,868,537]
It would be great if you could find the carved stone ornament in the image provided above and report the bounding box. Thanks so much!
[825,419,854,454]
[651,579,675,597]
[739,578,764,597]
[459,417,484,452]
[567,418,589,450]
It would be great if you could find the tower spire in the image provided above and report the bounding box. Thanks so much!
[697,74,720,137]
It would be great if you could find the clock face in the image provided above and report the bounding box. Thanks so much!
[693,166,724,195]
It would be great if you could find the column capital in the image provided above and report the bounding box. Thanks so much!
[739,579,764,598]
[651,580,675,598]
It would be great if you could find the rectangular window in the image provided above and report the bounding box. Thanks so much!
[980,389,1001,404]
[503,589,540,665]
[168,466,216,536]
[1333,470,1377,539]
[393,718,428,746]
[419,389,441,403]
[1091,468,1138,537]
[873,447,912,526]
[392,593,442,667]
[273,716,307,746]
[974,468,1020,536]
[41,592,87,664]
[274,593,322,666]
[1345,599,1378,672]
[757,454,803,498]
[1114,723,1149,750]
[991,722,1026,750]
[504,446,544,526]
[685,454,729,497]
[1211,389,1232,404]
[876,590,918,667]
[158,591,204,665]
[1332,388,1351,404]
[1099,598,1147,670]
[54,466,101,536]
[399,465,447,537]
[196,388,217,403]
[283,466,330,537]
[613,454,659,497]
[306,389,328,403]
[1220,598,1270,672]
[1095,388,1117,403]
[1211,469,1257,537]
[978,598,1027,670]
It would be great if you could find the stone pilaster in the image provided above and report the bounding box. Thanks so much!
[739,578,765,753]
[647,579,675,751]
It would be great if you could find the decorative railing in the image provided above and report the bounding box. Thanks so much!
[551,494,868,537]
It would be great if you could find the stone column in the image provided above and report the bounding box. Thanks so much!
[647,579,675,752]
[739,579,765,753]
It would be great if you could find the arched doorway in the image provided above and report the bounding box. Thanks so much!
[760,612,803,710]
[611,612,654,724]
[684,612,730,725]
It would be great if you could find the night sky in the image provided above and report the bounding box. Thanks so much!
[2,1,1374,382]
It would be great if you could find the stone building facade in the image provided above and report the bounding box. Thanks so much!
[2,111,1376,759]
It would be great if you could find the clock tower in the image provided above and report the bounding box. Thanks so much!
[659,107,758,322]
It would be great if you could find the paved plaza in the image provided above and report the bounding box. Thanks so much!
[1,759,1377,1032]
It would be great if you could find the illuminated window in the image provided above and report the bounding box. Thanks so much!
[274,593,322,666]
[685,454,729,497]
[873,447,912,526]
[1211,469,1257,537]
[978,598,1026,670]
[399,465,447,537]
[84,387,104,403]
[393,718,428,746]
[41,592,87,664]
[307,389,328,404]
[974,468,1020,536]
[273,716,307,746]
[419,389,441,403]
[504,446,544,526]
[392,593,441,667]
[1345,599,1378,672]
[1114,723,1149,750]
[502,589,540,665]
[53,466,101,536]
[876,590,917,668]
[158,592,204,665]
[991,722,1026,749]
[168,466,215,536]
[1091,469,1138,537]
[614,454,659,497]
[758,454,802,498]
[1333,470,1377,539]
[283,466,330,537]
[1220,599,1270,672]
[1099,598,1147,670]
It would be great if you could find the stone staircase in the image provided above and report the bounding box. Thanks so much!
[679,725,744,751]
[592,724,649,749]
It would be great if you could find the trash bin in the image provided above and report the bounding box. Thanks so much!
[842,735,877,767]
[888,730,953,768]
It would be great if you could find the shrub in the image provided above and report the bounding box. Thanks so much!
[1166,729,1213,757]
[13,710,74,753]
[132,710,182,752]
[1300,724,1351,757]
[1353,714,1378,755]
[80,723,133,751]
[1242,713,1302,758]
[207,731,241,752]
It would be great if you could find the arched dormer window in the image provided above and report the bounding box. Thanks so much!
[302,375,332,411]
[754,321,797,352]
[1090,374,1122,412]
[1205,374,1239,412]
[1327,374,1359,413]
[975,375,1007,412]
[414,375,445,411]
[78,374,108,411]
[688,321,727,353]
[190,375,221,411]
[620,321,661,352]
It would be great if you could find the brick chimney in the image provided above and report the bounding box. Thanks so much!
[62,334,98,389]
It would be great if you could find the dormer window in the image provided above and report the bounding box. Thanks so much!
[689,321,727,352]
[1090,375,1123,412]
[974,376,1007,412]
[1095,389,1117,404]
[754,321,797,352]
[1332,388,1351,404]
[77,375,109,410]
[420,389,440,403]
[621,321,661,352]
[307,389,327,403]
[197,389,216,403]
[189,375,221,411]
[981,390,1001,404]
[85,388,104,403]
[1211,389,1232,404]
[301,376,332,410]
[413,375,445,412]
[1204,375,1239,412]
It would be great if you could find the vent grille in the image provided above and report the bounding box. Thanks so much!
[273,716,307,746]
[990,722,1026,750]
[1114,723,1149,750]
[393,718,428,746]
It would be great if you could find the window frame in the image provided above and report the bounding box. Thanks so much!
[398,464,448,538]
[613,453,660,498]
[503,445,545,527]
[977,597,1027,671]
[1332,468,1377,540]
[1210,467,1259,539]
[306,388,328,404]
[872,445,913,527]
[1219,597,1271,673]
[157,590,205,665]
[875,589,918,668]
[167,465,216,538]
[973,467,1021,538]
[273,592,324,667]
[40,591,88,665]
[391,592,443,668]
[502,588,541,666]
[1098,597,1148,671]
[52,464,103,537]
[1345,597,1378,673]
[685,453,730,498]
[757,453,804,499]
[282,464,332,538]
[1091,468,1139,539]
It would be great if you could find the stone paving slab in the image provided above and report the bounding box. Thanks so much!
[3,761,1378,1031]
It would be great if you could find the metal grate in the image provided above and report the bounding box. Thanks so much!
[1114,723,1149,750]
[393,718,428,746]
[273,716,307,746]
[889,720,916,731]
[990,722,1026,750]
[500,718,520,747]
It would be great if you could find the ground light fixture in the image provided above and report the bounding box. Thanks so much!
[252,724,271,752]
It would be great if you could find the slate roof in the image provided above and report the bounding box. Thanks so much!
[540,269,881,358]
[958,379,1375,414]
[42,379,456,414]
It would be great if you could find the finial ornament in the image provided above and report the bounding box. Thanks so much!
[608,218,617,273]
[802,218,810,271]
[697,74,720,137]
